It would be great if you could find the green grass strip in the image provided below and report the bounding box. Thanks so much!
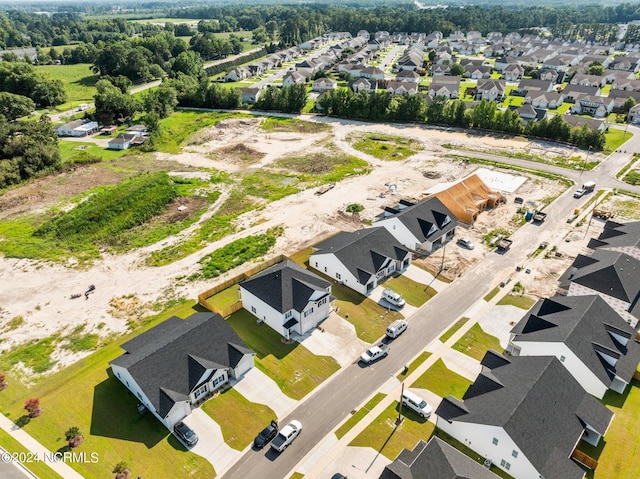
[335,393,386,439]
[439,317,470,343]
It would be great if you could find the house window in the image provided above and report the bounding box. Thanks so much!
[304,307,314,317]
[318,297,327,306]
[336,273,341,280]
[492,437,499,445]
[251,306,256,313]
[213,375,226,388]
[560,355,566,362]
[512,450,518,458]
[285,310,292,319]
[194,385,208,399]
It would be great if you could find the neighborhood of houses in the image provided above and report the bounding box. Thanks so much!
[105,154,640,479]
[55,26,640,151]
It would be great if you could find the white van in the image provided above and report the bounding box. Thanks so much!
[382,288,405,308]
[386,319,408,339]
[402,390,432,418]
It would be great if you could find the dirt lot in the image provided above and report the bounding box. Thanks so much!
[0,116,635,374]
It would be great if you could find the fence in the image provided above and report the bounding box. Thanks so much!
[198,254,288,316]
[571,449,598,470]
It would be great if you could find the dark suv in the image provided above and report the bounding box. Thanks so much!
[174,421,198,447]
[253,420,279,449]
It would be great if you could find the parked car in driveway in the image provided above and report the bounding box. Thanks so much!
[457,237,474,250]
[253,420,279,449]
[382,288,405,308]
[174,421,198,447]
[270,420,302,452]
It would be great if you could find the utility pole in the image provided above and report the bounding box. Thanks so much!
[396,382,405,426]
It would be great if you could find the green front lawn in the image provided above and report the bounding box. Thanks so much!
[348,401,435,460]
[452,323,503,361]
[411,358,472,399]
[604,127,634,154]
[0,301,217,479]
[383,275,437,307]
[226,309,340,400]
[0,428,62,479]
[335,392,386,439]
[496,294,536,310]
[332,283,404,343]
[397,351,432,380]
[483,287,501,302]
[439,317,470,343]
[201,388,276,450]
[59,140,132,163]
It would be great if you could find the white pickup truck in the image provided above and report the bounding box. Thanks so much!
[360,344,390,363]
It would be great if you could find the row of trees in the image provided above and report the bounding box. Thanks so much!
[317,90,605,150]
[0,62,66,106]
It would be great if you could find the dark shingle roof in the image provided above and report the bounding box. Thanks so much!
[588,220,640,250]
[511,295,640,387]
[311,227,410,281]
[110,312,253,417]
[380,437,500,479]
[240,259,330,314]
[436,353,613,479]
[569,249,640,303]
[377,197,458,245]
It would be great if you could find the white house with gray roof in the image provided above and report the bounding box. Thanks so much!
[310,227,411,296]
[436,352,613,479]
[508,295,640,398]
[374,197,457,253]
[110,312,254,430]
[239,260,332,339]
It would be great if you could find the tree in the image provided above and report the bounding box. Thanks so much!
[171,50,203,78]
[94,79,140,124]
[346,203,364,213]
[143,83,178,118]
[587,62,604,75]
[450,63,465,76]
[24,398,42,418]
[112,461,131,479]
[65,426,84,448]
[623,96,636,113]
[0,92,35,120]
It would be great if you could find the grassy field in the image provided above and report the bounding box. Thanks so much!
[0,428,62,479]
[334,393,386,439]
[411,358,472,399]
[275,145,370,184]
[452,323,503,361]
[396,351,432,380]
[155,110,248,154]
[35,63,99,108]
[58,140,132,163]
[0,301,217,479]
[348,132,424,161]
[259,117,332,134]
[201,388,276,450]
[604,128,633,154]
[348,401,435,460]
[439,317,470,343]
[195,229,279,280]
[226,309,340,399]
[383,275,437,307]
[496,294,536,310]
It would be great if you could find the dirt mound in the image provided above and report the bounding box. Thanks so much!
[212,143,265,163]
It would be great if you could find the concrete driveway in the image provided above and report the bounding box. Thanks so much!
[403,264,450,292]
[368,286,419,317]
[298,313,368,366]
[232,368,297,418]
[182,408,241,476]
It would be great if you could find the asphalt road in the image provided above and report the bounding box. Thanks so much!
[222,144,610,479]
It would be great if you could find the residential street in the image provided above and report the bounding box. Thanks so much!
[221,140,624,478]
